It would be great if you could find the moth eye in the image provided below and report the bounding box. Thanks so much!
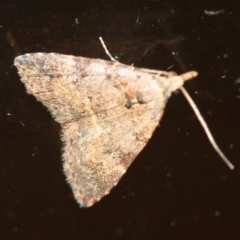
[124,99,133,109]
[124,98,138,108]
[136,92,153,104]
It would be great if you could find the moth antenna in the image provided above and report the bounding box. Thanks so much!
[99,37,119,62]
[180,86,234,170]
[99,36,234,170]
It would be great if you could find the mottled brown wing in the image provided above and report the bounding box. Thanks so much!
[14,53,185,207]
[62,100,164,207]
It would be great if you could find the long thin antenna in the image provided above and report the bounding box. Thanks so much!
[180,86,234,169]
[99,36,234,170]
[99,37,119,62]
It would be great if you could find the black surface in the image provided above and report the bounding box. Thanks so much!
[1,1,240,239]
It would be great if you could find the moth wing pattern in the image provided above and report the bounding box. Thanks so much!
[14,53,187,207]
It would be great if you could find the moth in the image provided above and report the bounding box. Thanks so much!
[15,52,198,207]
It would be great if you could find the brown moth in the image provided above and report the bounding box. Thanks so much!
[14,53,197,207]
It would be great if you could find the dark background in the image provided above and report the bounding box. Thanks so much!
[1,0,240,239]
